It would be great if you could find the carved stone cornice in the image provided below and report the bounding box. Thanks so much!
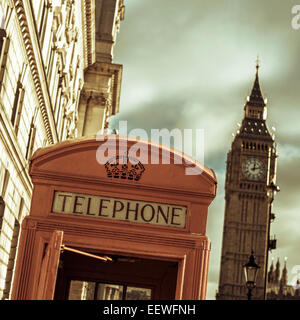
[82,0,95,67]
[14,0,57,144]
[115,0,125,33]
[83,61,122,115]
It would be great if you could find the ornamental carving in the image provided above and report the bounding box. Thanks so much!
[105,154,145,181]
[65,100,78,139]
[115,0,125,34]
[104,96,112,129]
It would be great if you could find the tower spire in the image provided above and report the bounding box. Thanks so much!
[280,257,288,287]
[275,258,281,284]
[256,55,260,73]
[268,258,275,284]
[247,57,265,107]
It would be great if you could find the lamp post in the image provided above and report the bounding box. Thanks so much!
[244,251,260,300]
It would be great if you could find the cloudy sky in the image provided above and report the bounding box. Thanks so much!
[110,0,300,299]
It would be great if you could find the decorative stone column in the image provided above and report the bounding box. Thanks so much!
[76,0,124,136]
[77,60,122,136]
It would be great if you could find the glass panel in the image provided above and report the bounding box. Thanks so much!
[125,286,152,300]
[247,267,257,282]
[68,280,96,300]
[67,281,152,300]
[96,283,124,300]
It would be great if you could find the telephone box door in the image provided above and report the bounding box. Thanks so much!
[36,230,63,300]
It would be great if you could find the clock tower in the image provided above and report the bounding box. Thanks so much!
[216,62,278,300]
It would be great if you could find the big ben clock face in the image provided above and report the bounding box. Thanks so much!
[242,158,265,181]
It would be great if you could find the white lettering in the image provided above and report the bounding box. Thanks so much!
[96,121,206,175]
[292,5,300,30]
[96,135,117,165]
[151,128,183,164]
[103,305,138,317]
[188,305,196,314]
[147,304,196,315]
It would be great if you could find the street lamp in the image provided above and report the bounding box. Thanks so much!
[244,251,260,300]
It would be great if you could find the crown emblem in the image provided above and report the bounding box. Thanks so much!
[104,154,145,181]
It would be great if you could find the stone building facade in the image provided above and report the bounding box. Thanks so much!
[0,0,125,299]
[216,63,279,300]
[267,259,300,300]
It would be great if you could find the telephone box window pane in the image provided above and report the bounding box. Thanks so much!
[68,280,96,300]
[96,283,123,300]
[125,287,152,300]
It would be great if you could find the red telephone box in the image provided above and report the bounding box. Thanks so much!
[11,136,217,300]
